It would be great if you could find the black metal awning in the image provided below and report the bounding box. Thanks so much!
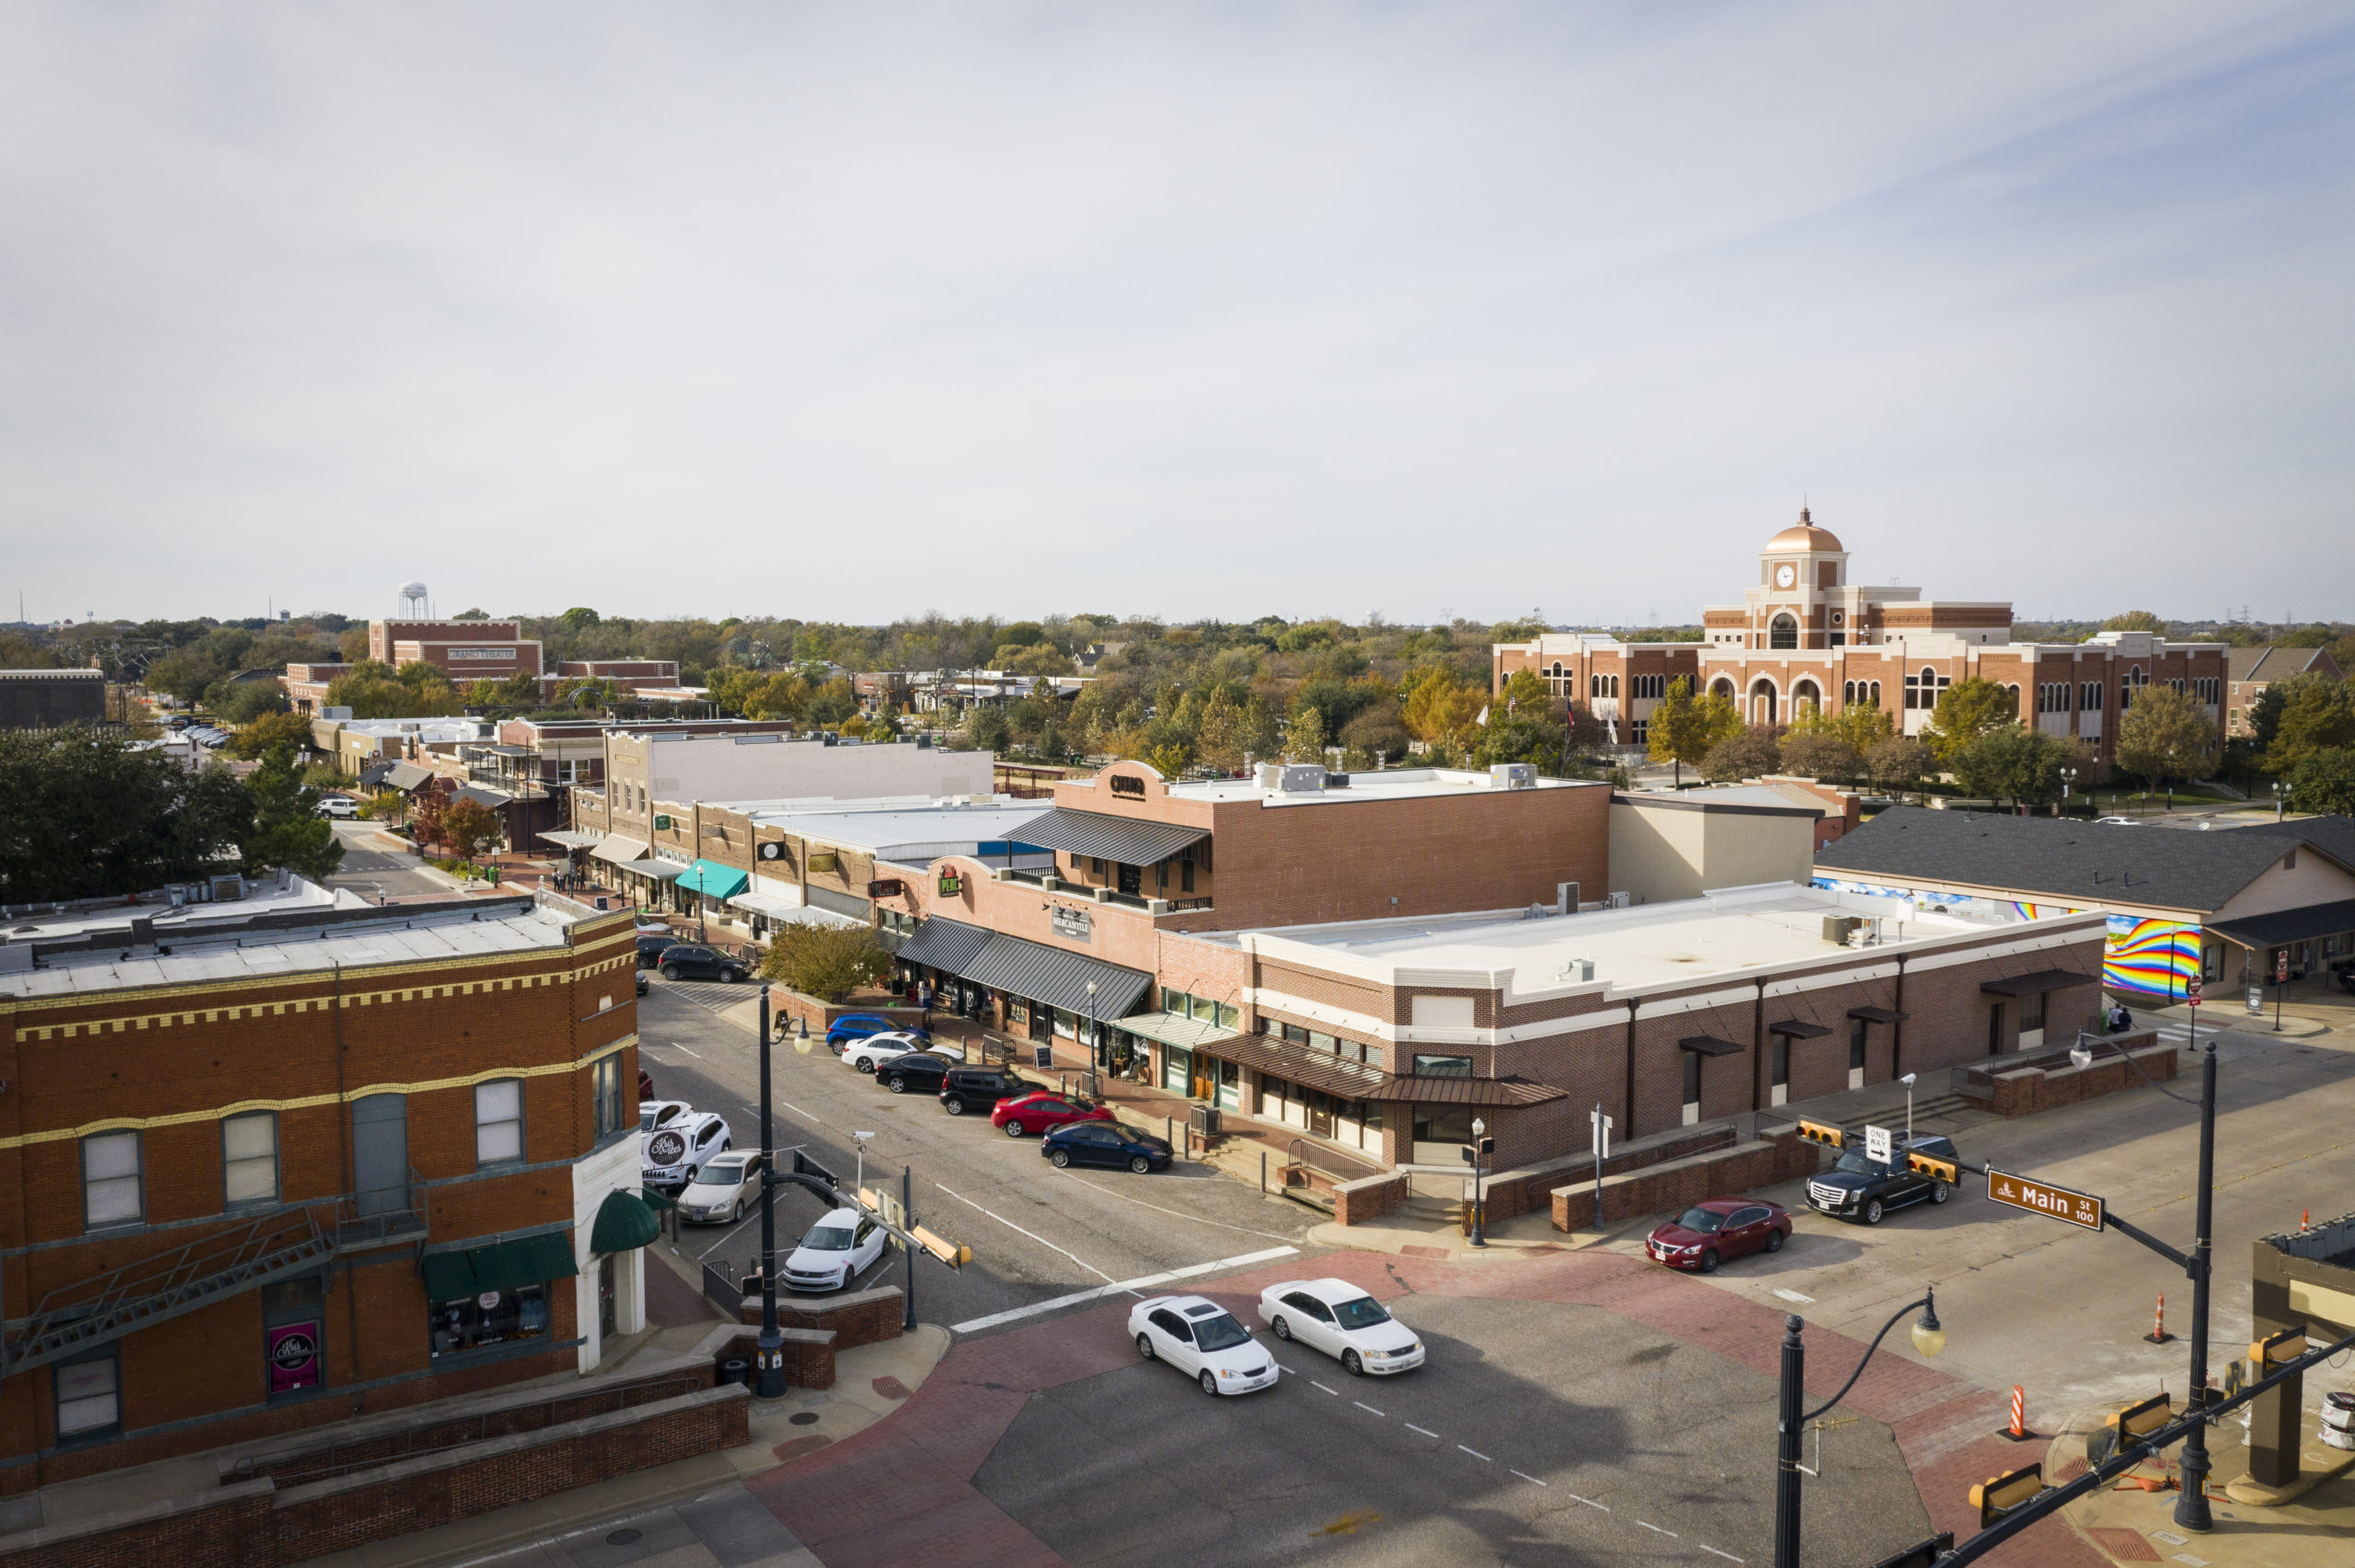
[1016,807,1208,866]
[1847,1005,1907,1024]
[963,932,1153,1022]
[1361,1075,1567,1107]
[1193,1034,1395,1103]
[894,916,994,976]
[1980,968,2097,998]
[1766,1019,1832,1038]
[2207,898,2355,952]
[1678,1035,1744,1058]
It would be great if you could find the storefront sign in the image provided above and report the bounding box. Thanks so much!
[867,878,905,898]
[1109,773,1147,798]
[1051,904,1092,942]
[652,814,672,830]
[268,1322,322,1395]
[810,852,840,873]
[937,873,962,896]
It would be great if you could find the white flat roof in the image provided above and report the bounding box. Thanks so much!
[1100,768,1604,807]
[741,805,1051,856]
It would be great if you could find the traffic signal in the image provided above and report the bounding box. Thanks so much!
[911,1225,972,1268]
[1969,1463,2043,1527]
[1796,1120,1844,1150]
[1905,1150,1959,1184]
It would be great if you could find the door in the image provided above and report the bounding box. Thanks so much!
[599,1254,618,1340]
[1307,1091,1335,1139]
[1149,1309,1198,1372]
[1727,1207,1771,1258]
[1289,1292,1340,1354]
[350,1093,408,1216]
[1987,1002,2005,1057]
[1118,862,1142,898]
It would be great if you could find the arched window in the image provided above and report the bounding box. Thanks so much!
[1770,614,1798,650]
[1868,681,1881,707]
[1844,681,1855,704]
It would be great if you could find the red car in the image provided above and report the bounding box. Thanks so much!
[1646,1198,1792,1273]
[992,1092,1116,1139]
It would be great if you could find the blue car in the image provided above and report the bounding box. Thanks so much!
[826,1013,917,1049]
[1041,1120,1176,1174]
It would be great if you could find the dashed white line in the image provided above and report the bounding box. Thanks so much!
[1353,1402,1384,1417]
[1458,1445,1492,1462]
[1311,1380,1340,1396]
[1276,1362,1299,1375]
[944,1243,1300,1333]
[1637,1520,1678,1538]
[1566,1494,1609,1511]
[1699,1547,1746,1563]
[672,1047,704,1059]
[1406,1424,1440,1438]
[1772,1288,1815,1305]
[1511,1470,1547,1486]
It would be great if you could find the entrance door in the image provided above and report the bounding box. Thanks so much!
[599,1254,618,1340]
[350,1093,408,1216]
[1987,1002,2005,1057]
[1117,862,1143,897]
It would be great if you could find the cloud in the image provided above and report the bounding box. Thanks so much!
[2,2,2348,624]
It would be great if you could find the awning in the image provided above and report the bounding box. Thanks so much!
[1980,968,2097,998]
[728,890,862,929]
[1848,1005,1907,1024]
[452,784,514,809]
[383,761,435,792]
[1192,1033,1394,1102]
[538,830,603,851]
[963,933,1152,1020]
[1678,1035,1745,1058]
[357,763,395,789]
[1113,1011,1238,1050]
[1361,1075,1567,1107]
[419,1231,579,1301]
[678,860,750,899]
[894,916,995,975]
[2207,898,2355,951]
[620,859,686,882]
[1766,1020,1832,1038]
[589,1189,661,1254]
[1016,807,1208,867]
[591,835,650,866]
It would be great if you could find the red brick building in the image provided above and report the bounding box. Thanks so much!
[0,887,649,1500]
[285,620,681,715]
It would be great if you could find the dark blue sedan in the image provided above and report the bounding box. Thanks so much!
[1041,1120,1175,1174]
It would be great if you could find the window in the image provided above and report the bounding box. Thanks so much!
[593,1055,627,1139]
[2082,681,2104,713]
[1412,1054,1473,1077]
[1903,667,1948,710]
[53,1346,121,1441]
[2021,990,2046,1033]
[1163,987,1192,1016]
[1630,718,1649,745]
[1848,1020,1868,1073]
[1308,1028,1338,1053]
[1771,1037,1789,1089]
[1988,1002,2005,1055]
[223,1111,279,1207]
[1770,614,1798,650]
[2192,677,2219,704]
[1844,681,1855,704]
[430,1284,549,1358]
[475,1080,524,1166]
[82,1131,142,1230]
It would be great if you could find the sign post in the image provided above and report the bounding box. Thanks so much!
[2187,971,2200,1054]
[1590,1106,1612,1230]
[2275,948,2289,1032]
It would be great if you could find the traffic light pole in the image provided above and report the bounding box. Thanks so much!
[2173,1039,2219,1532]
[754,988,785,1399]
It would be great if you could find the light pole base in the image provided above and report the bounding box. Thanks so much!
[752,1331,788,1400]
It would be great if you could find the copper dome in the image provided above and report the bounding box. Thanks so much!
[1766,508,1843,553]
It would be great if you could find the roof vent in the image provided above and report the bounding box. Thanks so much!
[1491,763,1536,790]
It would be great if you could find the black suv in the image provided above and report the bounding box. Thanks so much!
[636,933,682,969]
[1805,1133,1959,1225]
[939,1066,1030,1117]
[655,944,749,983]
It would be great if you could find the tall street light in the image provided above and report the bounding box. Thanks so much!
[752,987,786,1399]
[1775,1288,1944,1568]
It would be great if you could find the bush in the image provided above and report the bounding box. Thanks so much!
[759,923,892,1001]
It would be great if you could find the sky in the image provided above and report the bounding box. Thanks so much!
[2,4,2350,628]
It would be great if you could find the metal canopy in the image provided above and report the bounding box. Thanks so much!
[1847,1005,1907,1024]
[1361,1074,1566,1107]
[537,830,602,850]
[963,933,1151,1021]
[1766,1019,1832,1038]
[590,835,650,866]
[382,761,434,792]
[2206,898,2355,951]
[1016,807,1207,866]
[1980,968,2097,998]
[1677,1035,1745,1058]
[679,860,750,899]
[1190,1033,1392,1102]
[894,916,994,975]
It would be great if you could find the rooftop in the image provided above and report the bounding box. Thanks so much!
[1074,765,1603,808]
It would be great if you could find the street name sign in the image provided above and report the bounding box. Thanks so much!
[1986,1168,2105,1230]
[1865,1124,1894,1164]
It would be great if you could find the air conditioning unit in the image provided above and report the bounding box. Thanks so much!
[1607,891,1633,910]
[1273,764,1326,793]
[1491,763,1536,790]
[1821,915,1860,945]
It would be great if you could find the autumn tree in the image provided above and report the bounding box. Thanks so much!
[761,922,894,1001]
[440,798,504,865]
[2101,610,2166,633]
[1645,677,1717,786]
[226,709,316,760]
[1286,706,1327,763]
[1778,730,1860,783]
[2116,684,2219,795]
[1924,677,2019,764]
[1866,736,1933,798]
[1700,727,1783,784]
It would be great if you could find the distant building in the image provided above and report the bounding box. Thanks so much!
[0,669,105,730]
[2225,645,2342,737]
[284,622,681,715]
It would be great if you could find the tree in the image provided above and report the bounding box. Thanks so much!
[208,679,292,726]
[1950,726,2074,808]
[409,784,450,850]
[1401,668,1483,747]
[0,727,256,901]
[2101,610,2166,633]
[1779,730,1860,783]
[2116,684,2219,795]
[1924,677,2019,764]
[1701,727,1783,784]
[144,644,225,704]
[440,798,503,865]
[1191,687,1245,771]
[241,746,344,883]
[2289,749,2355,816]
[1866,736,1933,798]
[1339,702,1409,767]
[759,921,892,1001]
[966,705,1011,753]
[2259,678,2355,776]
[1790,701,1894,752]
[225,709,315,760]
[1286,706,1327,763]
[1646,677,1715,786]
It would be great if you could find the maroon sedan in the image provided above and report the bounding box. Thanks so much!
[1646,1198,1792,1273]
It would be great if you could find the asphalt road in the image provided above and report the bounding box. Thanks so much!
[324,818,453,902]
[632,982,1332,1335]
[975,1294,1926,1566]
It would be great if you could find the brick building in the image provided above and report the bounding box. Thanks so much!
[2225,645,2341,737]
[0,885,651,1499]
[0,670,106,731]
[284,619,681,715]
[1493,511,2229,763]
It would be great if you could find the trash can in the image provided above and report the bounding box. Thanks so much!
[487,866,501,886]
[721,1356,751,1388]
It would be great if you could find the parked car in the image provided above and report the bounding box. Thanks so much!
[1647,1198,1793,1272]
[782,1207,886,1292]
[992,1092,1115,1139]
[1129,1295,1278,1397]
[638,1066,655,1101]
[827,1013,908,1049]
[840,1032,960,1073]
[656,944,749,983]
[1040,1120,1175,1173]
[877,1053,955,1095]
[675,1152,762,1223]
[939,1065,1032,1116]
[1255,1278,1424,1376]
[636,933,683,969]
[639,1100,731,1189]
[2094,817,2144,827]
[314,795,358,818]
[634,969,649,998]
[1805,1134,1959,1225]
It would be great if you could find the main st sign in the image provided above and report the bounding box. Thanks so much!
[1985,1168,2106,1231]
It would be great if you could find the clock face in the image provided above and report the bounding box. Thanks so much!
[1774,563,1797,589]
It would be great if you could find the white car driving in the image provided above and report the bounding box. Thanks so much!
[782,1207,887,1292]
[1256,1277,1424,1376]
[674,1151,762,1224]
[639,1100,731,1190]
[838,1032,959,1074]
[1129,1294,1279,1397]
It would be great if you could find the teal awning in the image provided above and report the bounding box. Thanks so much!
[589,1188,661,1254]
[679,859,750,899]
[419,1231,580,1300]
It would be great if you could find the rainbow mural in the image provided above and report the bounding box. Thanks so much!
[2103,915,2201,999]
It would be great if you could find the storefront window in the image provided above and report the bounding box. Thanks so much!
[1052,1008,1077,1038]
[1412,1055,1473,1077]
[430,1286,550,1358]
[1413,1105,1474,1145]
[1162,1046,1192,1095]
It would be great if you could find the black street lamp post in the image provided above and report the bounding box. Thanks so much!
[752,987,786,1399]
[1775,1288,1944,1568]
[2174,1040,2220,1532]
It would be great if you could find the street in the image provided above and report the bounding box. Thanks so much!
[324,817,460,902]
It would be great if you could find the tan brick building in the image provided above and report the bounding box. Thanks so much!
[2225,645,2341,737]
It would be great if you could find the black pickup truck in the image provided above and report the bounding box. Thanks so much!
[1805,1133,1961,1225]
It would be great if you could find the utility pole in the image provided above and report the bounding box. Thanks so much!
[2174,1039,2219,1531]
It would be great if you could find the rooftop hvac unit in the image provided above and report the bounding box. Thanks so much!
[1491,763,1536,790]
[1271,764,1327,793]
[1821,915,1860,945]
[1607,891,1633,910]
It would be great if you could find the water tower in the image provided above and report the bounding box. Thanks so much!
[398,581,429,618]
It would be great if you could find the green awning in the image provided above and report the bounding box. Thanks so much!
[419,1232,580,1300]
[680,860,750,899]
[638,1185,676,1212]
[590,1188,662,1254]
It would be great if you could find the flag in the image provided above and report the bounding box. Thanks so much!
[1475,705,1489,726]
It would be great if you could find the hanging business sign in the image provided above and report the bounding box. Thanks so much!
[268,1322,322,1395]
[1051,904,1093,942]
[868,878,906,898]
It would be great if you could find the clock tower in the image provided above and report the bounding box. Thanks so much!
[1742,508,1852,650]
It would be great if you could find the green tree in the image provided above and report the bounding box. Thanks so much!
[1866,736,1933,798]
[2116,684,2220,795]
[440,798,503,865]
[966,705,1012,753]
[1286,706,1327,763]
[2102,610,2166,633]
[208,679,292,726]
[1646,677,1718,786]
[0,727,256,900]
[241,746,344,883]
[1339,702,1409,767]
[2258,678,2355,776]
[1950,726,2074,807]
[144,643,225,704]
[560,606,602,633]
[760,921,892,1001]
[1701,727,1783,784]
[225,709,315,760]
[1790,701,1894,751]
[1779,730,1860,783]
[2289,749,2355,815]
[1192,687,1245,771]
[1924,677,2019,763]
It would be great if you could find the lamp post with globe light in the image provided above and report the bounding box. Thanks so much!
[1775,1288,1944,1568]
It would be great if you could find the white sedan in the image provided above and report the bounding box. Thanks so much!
[1256,1278,1425,1376]
[1129,1294,1279,1397]
[839,1032,959,1073]
[674,1152,761,1224]
[781,1207,888,1291]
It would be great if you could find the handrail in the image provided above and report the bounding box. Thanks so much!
[1286,1137,1383,1185]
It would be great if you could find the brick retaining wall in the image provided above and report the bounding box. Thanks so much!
[1331,1173,1408,1224]
[737,1285,904,1353]
[1551,1127,1822,1230]
[1957,1032,2173,1117]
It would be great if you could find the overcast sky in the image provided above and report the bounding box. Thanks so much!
[3,4,2349,628]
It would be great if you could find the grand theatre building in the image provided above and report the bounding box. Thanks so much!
[1494,511,2226,761]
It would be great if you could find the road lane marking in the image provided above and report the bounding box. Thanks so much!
[1510,1470,1546,1486]
[1052,1171,1300,1242]
[946,1244,1301,1333]
[1353,1402,1384,1417]
[1311,1380,1340,1396]
[1699,1547,1745,1562]
[1566,1494,1607,1511]
[1276,1362,1298,1374]
[1637,1521,1677,1537]
[1406,1424,1439,1438]
[1457,1445,1491,1461]
[933,1183,1125,1291]
[1772,1288,1815,1304]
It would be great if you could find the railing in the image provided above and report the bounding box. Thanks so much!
[1286,1137,1384,1186]
[1157,897,1213,914]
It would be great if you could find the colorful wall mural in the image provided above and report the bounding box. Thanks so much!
[1811,876,2201,999]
